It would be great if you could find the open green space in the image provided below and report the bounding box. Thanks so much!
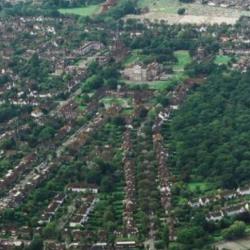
[173,50,192,72]
[187,181,211,193]
[100,97,132,108]
[58,4,101,16]
[214,55,232,65]
[124,50,191,91]
[125,80,172,91]
[123,50,149,66]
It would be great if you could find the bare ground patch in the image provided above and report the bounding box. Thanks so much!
[215,237,250,250]
[126,13,238,25]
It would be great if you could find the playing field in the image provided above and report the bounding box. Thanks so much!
[59,4,101,16]
[126,0,250,24]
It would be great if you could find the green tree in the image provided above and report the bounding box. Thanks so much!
[42,222,58,239]
[161,225,169,248]
[26,236,43,250]
[177,8,186,15]
[222,221,246,240]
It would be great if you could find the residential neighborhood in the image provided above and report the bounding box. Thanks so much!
[0,0,250,249]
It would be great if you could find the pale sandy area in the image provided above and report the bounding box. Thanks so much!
[215,237,250,250]
[126,13,238,25]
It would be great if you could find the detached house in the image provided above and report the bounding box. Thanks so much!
[223,202,250,217]
[206,210,224,222]
[237,185,250,195]
[67,184,98,194]
[122,62,165,82]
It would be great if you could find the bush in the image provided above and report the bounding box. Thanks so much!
[222,221,246,240]
[179,0,194,2]
[177,8,186,15]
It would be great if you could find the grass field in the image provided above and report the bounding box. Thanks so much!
[214,55,232,65]
[58,4,101,16]
[123,50,150,66]
[187,182,211,192]
[100,97,132,109]
[173,50,192,71]
[126,73,185,91]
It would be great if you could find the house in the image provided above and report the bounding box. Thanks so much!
[67,184,98,194]
[206,211,224,222]
[223,202,250,217]
[38,213,51,225]
[69,196,98,228]
[31,108,43,118]
[188,199,200,208]
[221,190,237,200]
[116,241,136,249]
[73,42,104,56]
[0,240,24,249]
[71,230,94,242]
[122,64,147,82]
[43,241,66,250]
[122,62,164,82]
[237,185,250,195]
[199,197,211,206]
[101,0,117,12]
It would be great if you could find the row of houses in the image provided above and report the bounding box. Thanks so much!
[61,105,122,154]
[0,153,36,190]
[122,117,138,236]
[0,17,108,122]
[206,202,250,222]
[188,185,250,208]
[0,106,112,209]
[38,193,67,225]
[152,78,202,240]
[153,114,174,240]
[0,91,118,213]
[44,240,137,250]
[69,195,98,228]
[67,183,98,194]
[197,0,250,10]
[0,239,24,250]
[0,161,54,211]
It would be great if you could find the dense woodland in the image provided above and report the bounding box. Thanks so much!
[168,70,250,188]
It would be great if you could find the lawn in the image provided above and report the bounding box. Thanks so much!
[173,50,192,71]
[187,182,211,192]
[58,4,101,16]
[122,108,134,116]
[123,50,149,66]
[126,75,184,91]
[214,55,232,65]
[100,97,131,109]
